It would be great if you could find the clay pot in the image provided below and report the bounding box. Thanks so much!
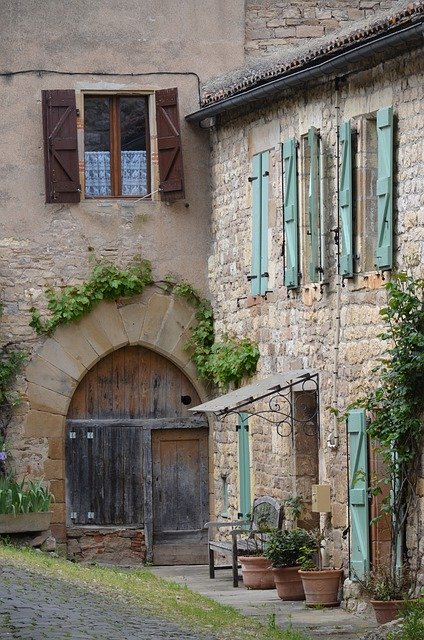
[239,555,275,589]
[272,566,305,600]
[370,599,404,624]
[298,569,344,607]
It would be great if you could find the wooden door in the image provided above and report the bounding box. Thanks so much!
[66,345,208,564]
[152,428,209,565]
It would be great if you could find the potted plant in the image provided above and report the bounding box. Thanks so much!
[239,510,275,589]
[298,529,344,607]
[264,528,315,600]
[354,565,411,624]
[0,473,53,534]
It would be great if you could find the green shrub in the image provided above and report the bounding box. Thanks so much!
[264,529,316,568]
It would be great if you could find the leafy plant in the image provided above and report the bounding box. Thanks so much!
[0,475,53,514]
[30,258,153,334]
[297,529,326,571]
[284,496,303,522]
[351,273,424,588]
[264,528,315,568]
[354,565,411,601]
[388,597,424,640]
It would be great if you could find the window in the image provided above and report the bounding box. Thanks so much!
[339,106,393,277]
[282,138,299,288]
[84,94,150,198]
[42,88,185,204]
[250,151,269,296]
[300,127,323,284]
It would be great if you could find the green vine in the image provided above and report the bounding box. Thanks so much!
[30,259,153,335]
[30,264,260,390]
[354,273,424,583]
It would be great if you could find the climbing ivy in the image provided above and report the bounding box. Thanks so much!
[30,259,153,335]
[30,264,260,390]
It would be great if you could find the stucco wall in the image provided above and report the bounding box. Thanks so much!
[0,0,245,542]
[207,47,424,582]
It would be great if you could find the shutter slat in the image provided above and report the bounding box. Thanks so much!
[260,151,269,295]
[375,106,394,270]
[42,90,80,204]
[238,413,251,519]
[155,88,185,202]
[339,121,353,277]
[307,127,320,282]
[283,138,299,288]
[348,409,370,581]
[251,154,262,296]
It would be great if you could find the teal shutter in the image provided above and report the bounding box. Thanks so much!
[308,127,320,282]
[348,409,370,581]
[238,413,251,518]
[251,152,269,295]
[339,121,353,277]
[260,152,269,295]
[283,138,299,288]
[376,106,394,270]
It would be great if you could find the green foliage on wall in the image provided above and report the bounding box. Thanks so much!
[30,259,153,335]
[30,263,260,389]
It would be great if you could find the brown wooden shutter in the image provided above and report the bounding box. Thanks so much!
[155,88,185,202]
[42,89,80,203]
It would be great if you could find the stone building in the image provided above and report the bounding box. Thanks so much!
[187,1,424,589]
[1,0,423,579]
[0,0,246,564]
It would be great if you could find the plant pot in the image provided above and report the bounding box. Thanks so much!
[0,511,52,534]
[370,599,404,624]
[273,566,305,600]
[299,569,344,607]
[239,555,275,589]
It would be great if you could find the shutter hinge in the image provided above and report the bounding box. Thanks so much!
[87,511,95,519]
[247,274,257,281]
[261,272,269,278]
[69,432,76,439]
[262,171,269,177]
[87,432,94,439]
[248,176,258,182]
[70,511,77,519]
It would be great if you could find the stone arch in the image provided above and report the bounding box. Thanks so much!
[23,289,209,540]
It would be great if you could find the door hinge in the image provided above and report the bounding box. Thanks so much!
[69,432,76,439]
[87,511,95,519]
[86,432,94,439]
[70,511,77,519]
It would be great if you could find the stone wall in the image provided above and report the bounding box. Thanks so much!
[208,47,424,581]
[245,1,399,58]
[67,527,146,565]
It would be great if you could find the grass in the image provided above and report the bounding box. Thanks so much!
[0,545,312,640]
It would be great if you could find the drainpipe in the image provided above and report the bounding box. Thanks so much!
[328,79,342,451]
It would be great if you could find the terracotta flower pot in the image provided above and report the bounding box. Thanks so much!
[239,555,275,589]
[273,565,305,600]
[370,599,404,624]
[298,569,344,607]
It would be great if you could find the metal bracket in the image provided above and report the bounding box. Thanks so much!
[69,432,76,439]
[87,432,94,439]
[87,512,95,519]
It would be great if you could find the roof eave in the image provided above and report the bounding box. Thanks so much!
[186,19,424,124]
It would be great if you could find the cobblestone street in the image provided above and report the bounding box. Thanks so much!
[0,561,216,640]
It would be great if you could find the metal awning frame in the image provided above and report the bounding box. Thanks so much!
[194,371,320,438]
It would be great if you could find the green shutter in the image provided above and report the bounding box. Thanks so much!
[260,151,269,295]
[348,409,370,581]
[376,106,393,270]
[251,154,262,296]
[339,121,353,277]
[251,152,269,295]
[283,138,299,288]
[238,413,251,519]
[308,127,320,282]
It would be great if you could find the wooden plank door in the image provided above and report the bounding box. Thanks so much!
[152,428,209,565]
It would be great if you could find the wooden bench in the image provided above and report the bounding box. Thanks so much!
[205,496,284,587]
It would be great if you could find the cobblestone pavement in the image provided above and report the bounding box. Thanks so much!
[0,562,216,640]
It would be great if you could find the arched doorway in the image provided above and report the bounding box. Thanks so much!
[66,345,209,564]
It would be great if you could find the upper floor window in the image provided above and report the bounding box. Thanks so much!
[42,88,185,204]
[84,95,150,198]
